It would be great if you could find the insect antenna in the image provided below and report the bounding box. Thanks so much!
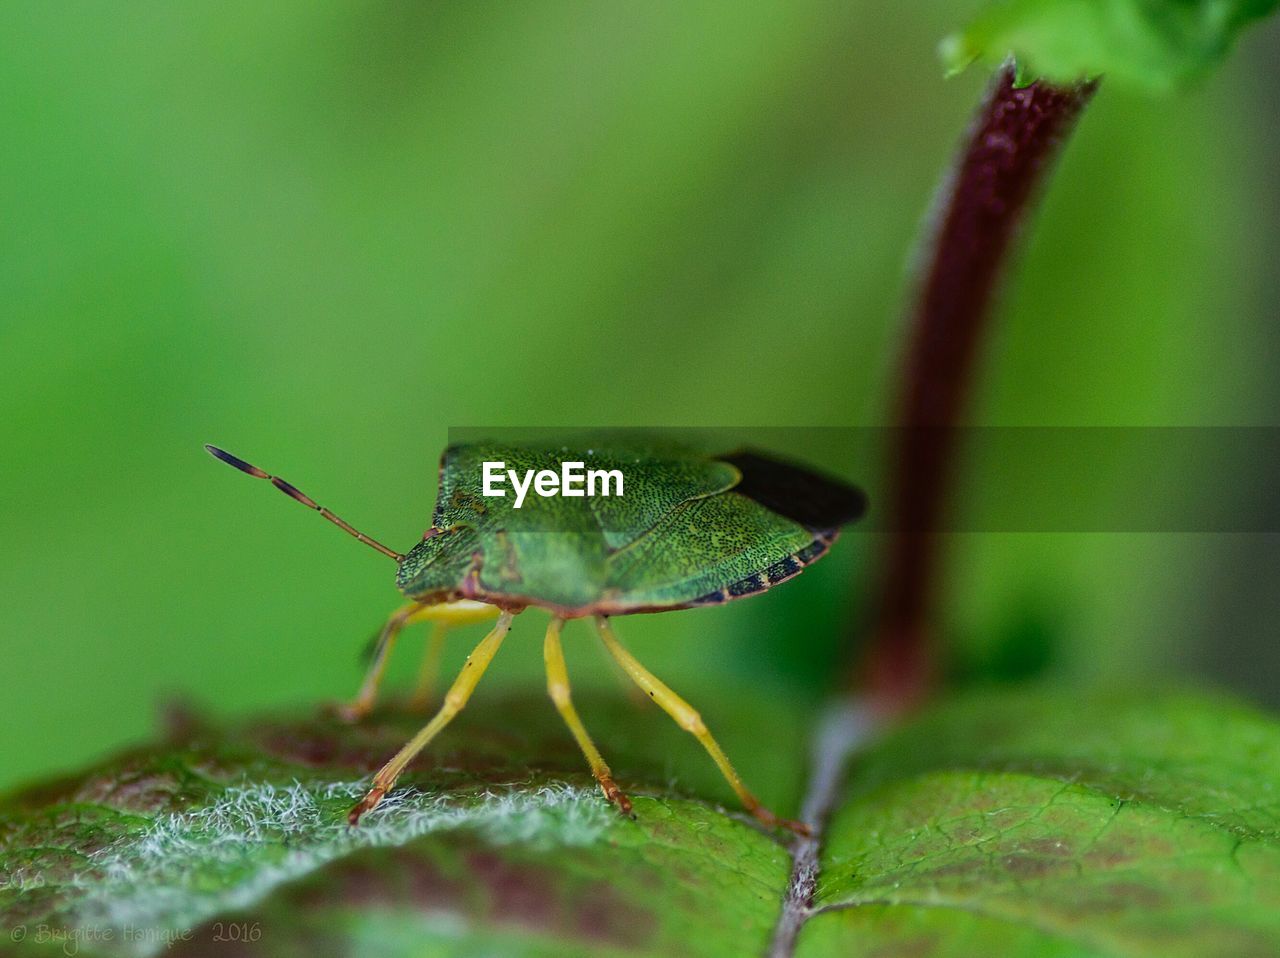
[204,444,404,561]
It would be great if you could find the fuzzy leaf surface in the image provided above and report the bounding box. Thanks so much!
[4,687,1280,956]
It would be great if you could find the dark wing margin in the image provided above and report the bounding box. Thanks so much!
[717,449,867,532]
[685,530,837,607]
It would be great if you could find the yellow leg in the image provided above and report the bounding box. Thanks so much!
[405,601,501,710]
[403,599,502,628]
[335,602,420,722]
[407,622,448,711]
[349,610,515,825]
[594,616,809,836]
[338,600,502,721]
[544,618,632,815]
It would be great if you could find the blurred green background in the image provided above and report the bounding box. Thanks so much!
[3,1,1278,793]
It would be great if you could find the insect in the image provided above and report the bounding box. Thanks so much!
[205,438,865,834]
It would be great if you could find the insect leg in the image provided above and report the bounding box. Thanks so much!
[335,602,421,722]
[543,618,632,815]
[349,610,515,825]
[593,616,810,837]
[404,600,501,711]
[407,622,448,711]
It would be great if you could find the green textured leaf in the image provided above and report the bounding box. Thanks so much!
[801,686,1280,957]
[942,0,1280,92]
[4,686,1280,956]
[0,689,805,958]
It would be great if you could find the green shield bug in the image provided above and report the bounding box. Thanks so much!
[205,438,866,834]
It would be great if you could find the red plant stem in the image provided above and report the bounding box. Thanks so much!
[864,67,1097,712]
